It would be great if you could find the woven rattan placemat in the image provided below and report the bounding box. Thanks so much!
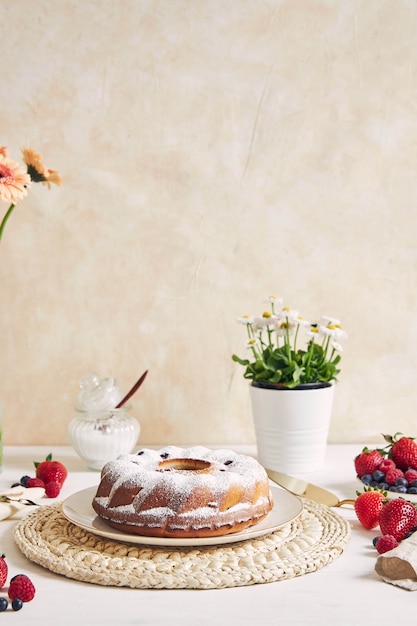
[14,500,350,589]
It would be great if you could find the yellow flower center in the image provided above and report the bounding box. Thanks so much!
[262,311,272,318]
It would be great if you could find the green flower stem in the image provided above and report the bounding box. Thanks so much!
[323,335,331,359]
[305,339,314,378]
[267,326,274,348]
[293,323,300,352]
[0,203,15,242]
[284,317,292,361]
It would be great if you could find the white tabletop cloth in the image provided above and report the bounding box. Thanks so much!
[0,444,414,625]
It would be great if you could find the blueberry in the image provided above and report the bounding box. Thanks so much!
[20,476,31,488]
[372,469,385,482]
[361,474,373,485]
[411,480,417,488]
[372,536,381,547]
[379,482,390,490]
[390,485,407,493]
[11,599,23,611]
[408,487,417,494]
[0,597,8,611]
[395,477,409,487]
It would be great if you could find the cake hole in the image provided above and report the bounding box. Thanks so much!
[158,458,212,472]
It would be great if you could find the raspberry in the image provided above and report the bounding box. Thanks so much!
[376,535,399,554]
[385,467,405,486]
[27,477,45,489]
[405,469,417,483]
[8,575,35,602]
[379,459,396,474]
[45,482,61,498]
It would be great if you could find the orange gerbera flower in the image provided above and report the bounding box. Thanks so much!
[21,147,62,188]
[0,155,31,204]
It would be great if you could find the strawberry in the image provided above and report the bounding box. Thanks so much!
[8,574,35,602]
[354,487,387,529]
[383,433,417,471]
[379,498,417,541]
[0,554,8,588]
[375,535,399,554]
[354,448,384,478]
[34,453,67,488]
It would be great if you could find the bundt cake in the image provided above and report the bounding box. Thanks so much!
[92,446,273,538]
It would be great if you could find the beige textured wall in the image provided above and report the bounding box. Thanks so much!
[1,0,417,446]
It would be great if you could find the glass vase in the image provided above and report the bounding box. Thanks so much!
[68,405,140,470]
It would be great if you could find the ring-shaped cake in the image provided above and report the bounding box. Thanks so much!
[92,446,273,538]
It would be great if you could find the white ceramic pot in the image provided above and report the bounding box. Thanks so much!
[249,382,335,474]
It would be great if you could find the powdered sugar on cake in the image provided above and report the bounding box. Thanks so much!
[92,446,273,538]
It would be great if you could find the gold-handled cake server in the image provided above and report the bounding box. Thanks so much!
[266,468,355,507]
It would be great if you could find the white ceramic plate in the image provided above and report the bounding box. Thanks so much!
[62,484,303,547]
[356,478,417,503]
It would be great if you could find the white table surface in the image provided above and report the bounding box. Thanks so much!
[0,444,413,625]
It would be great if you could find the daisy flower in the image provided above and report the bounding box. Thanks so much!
[237,315,255,325]
[232,295,347,388]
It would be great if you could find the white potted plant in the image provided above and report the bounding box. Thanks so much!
[232,295,347,473]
